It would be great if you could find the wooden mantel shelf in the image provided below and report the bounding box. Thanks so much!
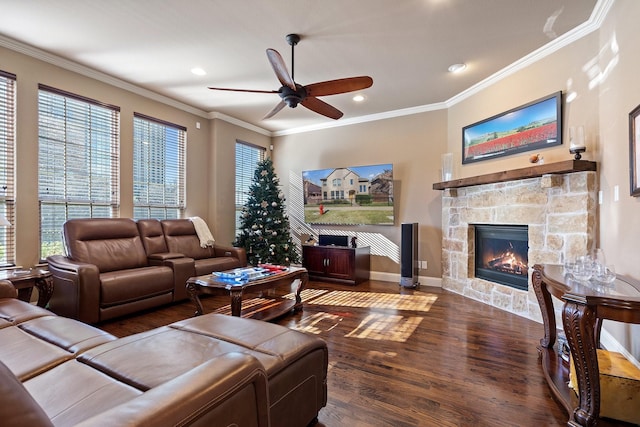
[432,159,597,190]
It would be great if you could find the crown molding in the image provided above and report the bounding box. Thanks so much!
[0,0,613,138]
[445,0,614,108]
[277,0,614,135]
[0,34,210,119]
[209,112,272,136]
[272,102,447,137]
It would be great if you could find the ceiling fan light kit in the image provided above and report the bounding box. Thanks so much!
[208,33,373,121]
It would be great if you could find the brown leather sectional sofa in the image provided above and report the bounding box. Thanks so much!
[46,218,246,323]
[0,280,328,427]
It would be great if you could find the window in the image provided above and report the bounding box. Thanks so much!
[38,85,120,260]
[133,113,185,220]
[0,71,15,266]
[235,141,265,233]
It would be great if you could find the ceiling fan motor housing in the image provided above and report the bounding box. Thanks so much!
[280,84,307,108]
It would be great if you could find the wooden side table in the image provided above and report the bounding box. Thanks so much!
[532,264,640,427]
[0,269,53,308]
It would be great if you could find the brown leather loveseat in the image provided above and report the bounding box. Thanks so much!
[0,280,328,427]
[46,217,245,323]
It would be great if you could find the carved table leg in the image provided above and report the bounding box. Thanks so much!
[229,289,243,316]
[562,298,600,427]
[186,282,204,316]
[34,275,54,308]
[532,266,557,349]
[293,271,309,312]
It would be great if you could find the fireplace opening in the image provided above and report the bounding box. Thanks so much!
[474,224,529,291]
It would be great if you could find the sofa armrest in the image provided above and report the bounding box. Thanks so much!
[0,279,18,299]
[161,256,196,302]
[46,255,101,323]
[147,252,185,262]
[75,353,270,427]
[214,244,247,266]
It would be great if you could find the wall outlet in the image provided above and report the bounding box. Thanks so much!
[418,260,428,270]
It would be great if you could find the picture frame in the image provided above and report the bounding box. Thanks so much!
[462,92,562,164]
[630,103,640,196]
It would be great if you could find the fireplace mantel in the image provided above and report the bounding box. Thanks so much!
[432,159,596,190]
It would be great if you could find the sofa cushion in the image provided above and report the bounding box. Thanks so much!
[0,326,73,381]
[18,315,117,354]
[0,298,53,325]
[172,314,327,377]
[79,314,326,385]
[24,360,142,426]
[161,219,219,260]
[63,218,148,272]
[137,218,170,255]
[99,266,174,307]
[0,361,54,427]
[78,327,255,389]
[194,257,243,275]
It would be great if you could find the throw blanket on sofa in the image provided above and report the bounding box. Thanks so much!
[189,217,215,248]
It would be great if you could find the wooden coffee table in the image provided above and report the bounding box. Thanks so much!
[186,266,308,321]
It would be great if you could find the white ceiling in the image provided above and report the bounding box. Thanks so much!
[0,0,599,134]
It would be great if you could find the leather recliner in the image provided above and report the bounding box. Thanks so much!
[46,217,246,323]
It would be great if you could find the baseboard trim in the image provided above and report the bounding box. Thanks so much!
[370,271,442,288]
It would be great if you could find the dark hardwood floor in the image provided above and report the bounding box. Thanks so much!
[98,279,570,427]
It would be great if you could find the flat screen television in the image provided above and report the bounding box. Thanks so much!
[302,163,394,225]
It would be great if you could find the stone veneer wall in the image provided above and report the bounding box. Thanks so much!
[441,171,597,322]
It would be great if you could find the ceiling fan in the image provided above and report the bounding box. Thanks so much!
[208,34,373,120]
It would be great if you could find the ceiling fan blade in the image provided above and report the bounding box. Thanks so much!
[208,87,278,94]
[263,100,287,119]
[301,96,343,120]
[305,76,373,97]
[266,48,296,91]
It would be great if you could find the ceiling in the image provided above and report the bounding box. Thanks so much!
[0,0,599,134]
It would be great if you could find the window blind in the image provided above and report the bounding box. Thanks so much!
[132,113,185,220]
[235,140,266,232]
[0,71,16,266]
[38,85,120,260]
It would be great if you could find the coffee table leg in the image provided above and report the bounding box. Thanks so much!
[230,289,243,316]
[186,282,204,316]
[293,271,309,312]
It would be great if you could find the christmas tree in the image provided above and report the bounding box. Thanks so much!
[234,157,300,266]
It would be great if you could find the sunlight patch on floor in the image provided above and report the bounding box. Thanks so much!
[345,313,423,342]
[283,288,331,302]
[303,290,438,312]
[290,312,343,334]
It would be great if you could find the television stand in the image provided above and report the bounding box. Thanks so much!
[302,245,370,285]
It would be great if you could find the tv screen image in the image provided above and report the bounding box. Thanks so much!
[302,163,394,225]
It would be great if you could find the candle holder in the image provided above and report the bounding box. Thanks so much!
[570,146,586,160]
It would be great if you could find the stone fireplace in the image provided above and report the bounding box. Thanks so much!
[437,162,597,321]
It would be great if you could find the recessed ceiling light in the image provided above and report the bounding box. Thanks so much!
[191,67,207,76]
[447,63,467,73]
[353,94,366,102]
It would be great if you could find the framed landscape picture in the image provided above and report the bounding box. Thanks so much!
[462,92,562,164]
[630,103,640,196]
